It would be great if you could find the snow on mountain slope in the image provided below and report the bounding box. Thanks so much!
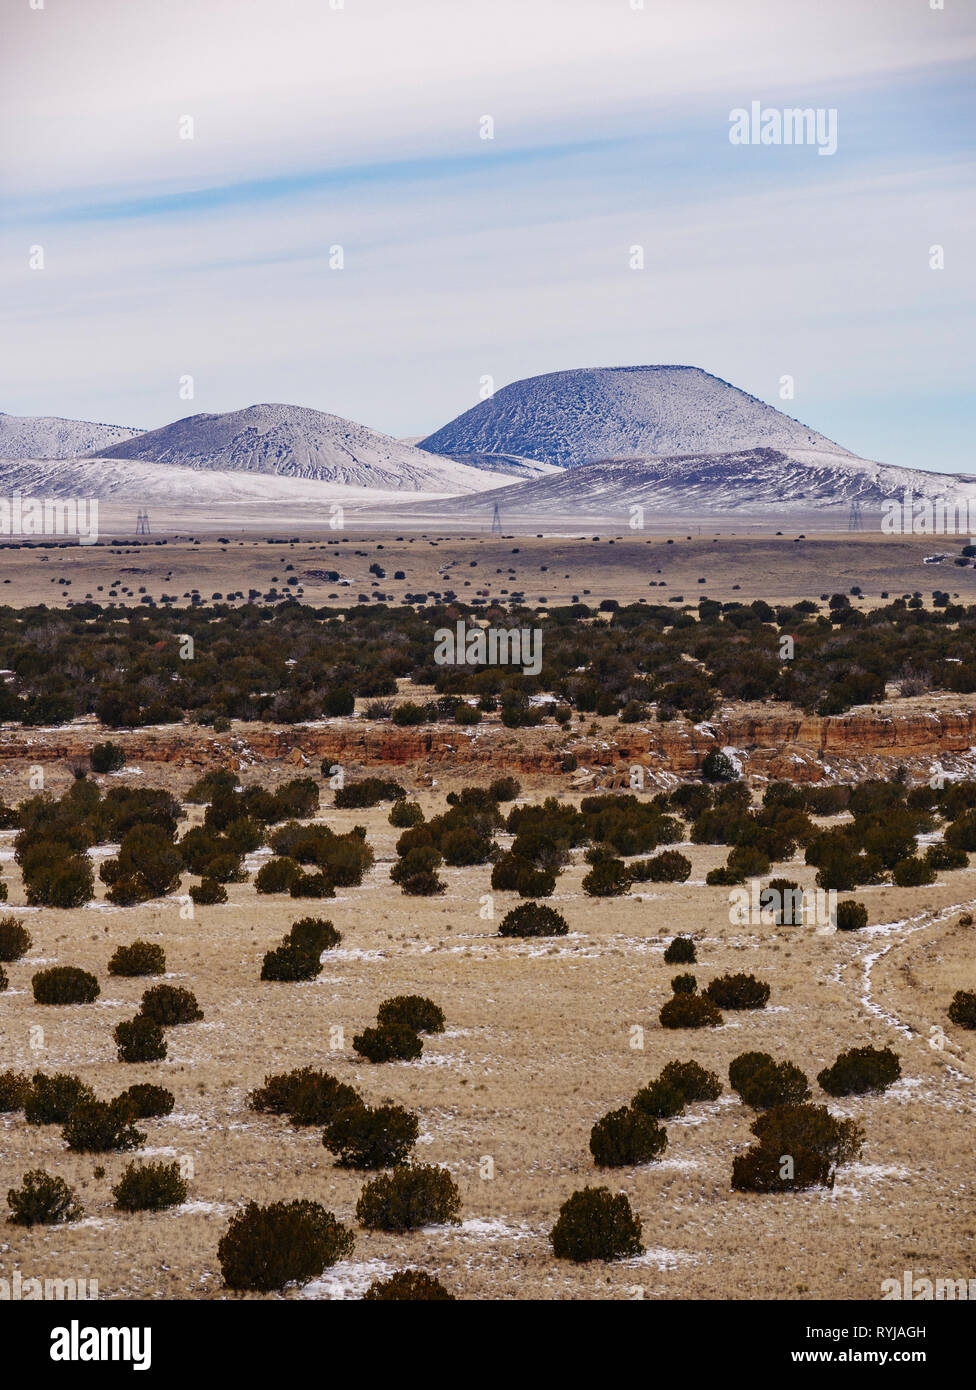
[419,366,849,468]
[415,447,976,520]
[0,412,142,460]
[99,402,497,493]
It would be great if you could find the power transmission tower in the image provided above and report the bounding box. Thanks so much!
[490,501,503,536]
[136,510,151,535]
[848,499,863,532]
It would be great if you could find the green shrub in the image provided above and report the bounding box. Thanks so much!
[658,1060,722,1103]
[389,801,424,828]
[0,916,31,961]
[323,1103,419,1168]
[765,878,803,926]
[334,778,406,809]
[260,941,321,982]
[399,869,446,896]
[670,973,697,994]
[356,1164,461,1232]
[835,901,868,932]
[90,740,126,773]
[255,857,302,893]
[247,1067,358,1121]
[925,842,968,871]
[631,1078,685,1119]
[659,993,722,1028]
[23,852,95,909]
[498,902,569,938]
[190,877,227,905]
[948,990,976,1029]
[704,973,770,1010]
[114,1015,167,1063]
[63,1100,145,1153]
[114,1084,174,1118]
[113,1160,187,1212]
[817,1046,901,1097]
[287,917,341,953]
[515,864,556,897]
[701,749,739,783]
[7,1170,83,1227]
[32,966,100,1005]
[108,940,166,976]
[289,871,336,899]
[582,858,633,897]
[140,984,203,1025]
[376,995,445,1034]
[731,1145,833,1192]
[24,1072,95,1125]
[0,1070,30,1112]
[729,1052,810,1109]
[218,1200,355,1291]
[750,1104,864,1164]
[640,851,692,883]
[663,936,696,965]
[363,1270,455,1300]
[353,1023,423,1063]
[589,1106,667,1167]
[892,856,936,887]
[549,1187,643,1263]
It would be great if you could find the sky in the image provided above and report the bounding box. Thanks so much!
[1,0,974,471]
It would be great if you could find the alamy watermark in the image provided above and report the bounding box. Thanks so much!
[1,1270,98,1300]
[0,495,98,544]
[729,880,837,930]
[882,1270,976,1300]
[880,489,976,536]
[433,621,542,676]
[729,101,838,156]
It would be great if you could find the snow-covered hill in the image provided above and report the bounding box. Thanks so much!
[98,402,499,493]
[420,366,848,468]
[0,411,142,460]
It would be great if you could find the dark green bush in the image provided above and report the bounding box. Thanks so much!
[658,1060,722,1103]
[0,916,31,961]
[729,1052,810,1109]
[218,1200,355,1291]
[190,877,227,905]
[376,995,445,1034]
[334,778,406,809]
[765,878,803,926]
[589,1105,667,1166]
[287,917,341,953]
[925,842,968,871]
[0,1070,30,1112]
[63,1100,145,1153]
[549,1187,643,1263]
[352,1023,423,1063]
[322,1103,419,1168]
[24,1072,95,1125]
[704,973,770,1010]
[140,984,203,1025]
[498,902,569,938]
[389,801,424,828]
[114,1015,167,1064]
[670,973,697,994]
[701,749,739,783]
[255,857,302,894]
[363,1270,455,1300]
[108,940,166,976]
[659,992,722,1029]
[289,870,336,899]
[835,900,868,932]
[948,990,976,1029]
[635,850,692,883]
[731,1145,833,1192]
[582,858,633,897]
[32,966,100,1005]
[260,941,321,982]
[892,856,936,887]
[631,1078,686,1119]
[113,1161,187,1211]
[355,1164,461,1232]
[817,1046,901,1096]
[114,1084,174,1118]
[515,865,556,897]
[247,1067,359,1124]
[90,740,127,773]
[750,1104,863,1164]
[663,936,696,965]
[7,1170,83,1227]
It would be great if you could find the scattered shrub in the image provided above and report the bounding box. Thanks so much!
[289,870,336,899]
[659,992,722,1029]
[7,1170,83,1227]
[114,1084,174,1118]
[750,1104,863,1164]
[731,1145,833,1193]
[0,1070,30,1112]
[363,1270,455,1300]
[925,842,968,871]
[114,1015,167,1064]
[24,1072,95,1125]
[260,941,321,982]
[376,995,445,1034]
[108,941,166,976]
[255,857,302,894]
[113,1161,187,1211]
[729,1052,811,1109]
[139,984,203,1025]
[670,973,697,994]
[389,801,424,829]
[635,850,692,883]
[549,1187,643,1263]
[589,1105,668,1167]
[334,778,406,809]
[63,1100,145,1153]
[218,1200,355,1291]
[701,749,739,783]
[948,990,976,1029]
[352,1023,423,1063]
[0,916,31,962]
[498,902,569,938]
[287,917,341,953]
[248,1068,360,1126]
[892,856,936,887]
[190,877,227,905]
[658,1060,722,1103]
[322,1103,419,1168]
[32,966,100,1006]
[704,973,770,1010]
[817,1046,901,1097]
[90,740,126,773]
[582,858,633,897]
[356,1164,461,1232]
[663,936,696,965]
[835,901,868,932]
[631,1078,685,1120]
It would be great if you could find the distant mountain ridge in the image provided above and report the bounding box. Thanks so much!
[420,365,848,468]
[0,411,142,460]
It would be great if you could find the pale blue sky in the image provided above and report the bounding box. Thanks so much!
[1,0,973,471]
